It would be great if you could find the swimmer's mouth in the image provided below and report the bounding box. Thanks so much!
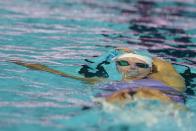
[125,71,139,78]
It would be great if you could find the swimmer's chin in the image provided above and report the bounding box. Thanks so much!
[123,75,145,80]
[123,75,146,81]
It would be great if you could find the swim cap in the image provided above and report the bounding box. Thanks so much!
[115,53,152,67]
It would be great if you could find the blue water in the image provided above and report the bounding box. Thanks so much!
[0,0,196,131]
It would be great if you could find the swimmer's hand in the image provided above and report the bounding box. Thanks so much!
[9,59,104,84]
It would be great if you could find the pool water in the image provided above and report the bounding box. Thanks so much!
[0,0,195,131]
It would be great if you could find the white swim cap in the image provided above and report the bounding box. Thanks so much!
[115,53,152,67]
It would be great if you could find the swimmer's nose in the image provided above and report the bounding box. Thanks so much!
[129,64,137,69]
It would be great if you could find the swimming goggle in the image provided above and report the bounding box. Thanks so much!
[116,60,150,68]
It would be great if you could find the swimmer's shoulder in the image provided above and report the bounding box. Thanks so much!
[152,57,174,71]
[149,57,186,92]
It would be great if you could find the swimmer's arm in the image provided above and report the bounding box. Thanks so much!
[10,60,103,84]
[148,57,186,92]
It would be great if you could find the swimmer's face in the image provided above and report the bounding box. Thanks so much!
[116,57,151,80]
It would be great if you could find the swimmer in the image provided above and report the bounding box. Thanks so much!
[9,48,186,105]
[94,48,186,105]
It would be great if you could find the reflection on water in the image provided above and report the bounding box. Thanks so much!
[0,0,195,131]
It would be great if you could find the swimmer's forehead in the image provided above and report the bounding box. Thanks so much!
[116,57,147,63]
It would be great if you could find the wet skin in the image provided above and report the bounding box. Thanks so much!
[10,59,102,84]
[115,57,151,81]
[105,88,172,105]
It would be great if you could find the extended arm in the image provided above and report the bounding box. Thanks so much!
[10,60,103,84]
